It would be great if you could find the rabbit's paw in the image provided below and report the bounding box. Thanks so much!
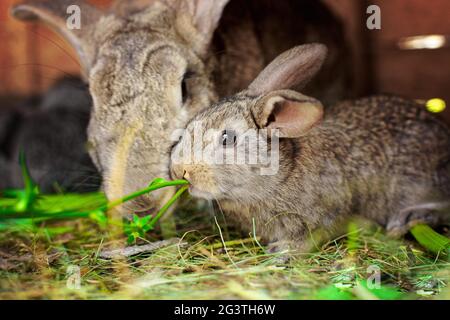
[266,241,292,263]
[387,203,448,237]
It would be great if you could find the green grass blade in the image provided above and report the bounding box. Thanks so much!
[410,224,450,256]
[103,178,189,211]
[15,151,39,212]
[147,184,189,229]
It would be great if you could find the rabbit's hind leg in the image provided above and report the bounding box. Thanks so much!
[386,202,450,238]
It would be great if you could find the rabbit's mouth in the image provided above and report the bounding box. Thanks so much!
[135,206,157,216]
[120,199,156,215]
[120,187,178,216]
[117,192,159,214]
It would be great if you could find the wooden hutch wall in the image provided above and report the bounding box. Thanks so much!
[0,0,112,97]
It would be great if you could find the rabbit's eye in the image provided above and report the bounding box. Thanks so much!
[181,71,194,105]
[221,130,237,147]
[181,79,188,104]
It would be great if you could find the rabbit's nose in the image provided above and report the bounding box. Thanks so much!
[183,170,190,181]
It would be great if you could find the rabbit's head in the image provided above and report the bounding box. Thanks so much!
[12,0,230,212]
[171,44,326,202]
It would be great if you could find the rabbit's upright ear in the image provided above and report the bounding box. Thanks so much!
[170,0,230,55]
[252,91,324,138]
[12,0,104,76]
[248,44,328,96]
[111,0,157,16]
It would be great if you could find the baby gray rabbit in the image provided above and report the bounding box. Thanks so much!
[171,44,450,252]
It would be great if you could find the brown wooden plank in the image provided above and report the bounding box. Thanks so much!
[0,0,115,97]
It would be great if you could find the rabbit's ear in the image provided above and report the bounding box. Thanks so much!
[169,0,230,54]
[248,44,327,96]
[12,0,103,76]
[111,0,157,16]
[252,90,323,138]
[183,0,230,36]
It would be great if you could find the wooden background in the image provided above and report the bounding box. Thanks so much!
[326,0,450,123]
[0,0,112,96]
[0,0,449,122]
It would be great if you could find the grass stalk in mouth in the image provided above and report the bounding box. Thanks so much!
[103,179,189,211]
[0,152,190,240]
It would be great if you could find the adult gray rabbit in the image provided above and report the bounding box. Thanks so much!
[12,0,351,214]
[170,44,450,253]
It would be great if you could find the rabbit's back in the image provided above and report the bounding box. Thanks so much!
[321,95,450,226]
[1,77,100,193]
[327,95,450,170]
[10,109,98,193]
